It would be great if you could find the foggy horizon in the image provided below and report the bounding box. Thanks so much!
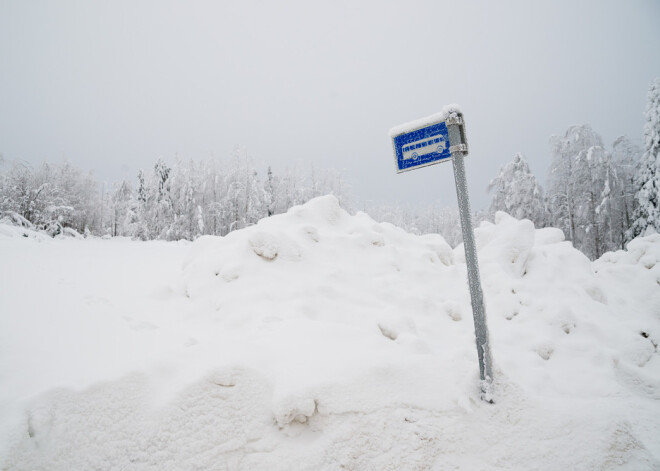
[1,0,659,210]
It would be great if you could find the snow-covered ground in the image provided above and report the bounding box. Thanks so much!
[1,196,659,470]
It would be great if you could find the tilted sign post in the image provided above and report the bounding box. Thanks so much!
[389,106,493,400]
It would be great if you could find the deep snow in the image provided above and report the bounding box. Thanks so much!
[1,196,659,470]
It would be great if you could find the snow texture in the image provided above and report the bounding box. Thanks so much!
[1,195,660,470]
[388,104,462,138]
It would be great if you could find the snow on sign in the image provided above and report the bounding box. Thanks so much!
[389,105,467,173]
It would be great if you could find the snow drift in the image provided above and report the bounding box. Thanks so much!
[1,196,659,470]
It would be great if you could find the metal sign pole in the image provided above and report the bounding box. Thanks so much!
[447,122,493,399]
[390,107,494,401]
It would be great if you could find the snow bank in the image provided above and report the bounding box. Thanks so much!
[180,196,463,419]
[1,197,659,470]
[0,213,48,241]
[0,212,84,240]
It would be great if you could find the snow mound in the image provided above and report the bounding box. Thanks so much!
[0,224,49,241]
[0,212,84,240]
[0,213,49,241]
[2,197,660,469]
[181,196,463,415]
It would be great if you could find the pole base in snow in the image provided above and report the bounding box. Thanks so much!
[480,378,494,404]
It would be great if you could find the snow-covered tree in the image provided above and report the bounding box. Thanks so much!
[111,179,136,237]
[628,78,660,239]
[547,125,602,244]
[1,161,38,221]
[275,163,309,214]
[217,147,265,234]
[0,154,6,210]
[265,166,276,217]
[611,136,643,245]
[166,158,196,240]
[133,169,150,240]
[0,159,101,236]
[0,152,352,240]
[53,161,100,234]
[546,124,625,258]
[0,161,53,225]
[572,144,618,259]
[487,153,546,226]
[152,157,173,238]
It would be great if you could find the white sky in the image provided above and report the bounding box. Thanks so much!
[1,0,659,210]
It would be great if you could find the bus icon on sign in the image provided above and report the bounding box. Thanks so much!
[390,118,456,173]
[401,135,447,160]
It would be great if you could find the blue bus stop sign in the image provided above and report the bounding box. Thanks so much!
[390,111,467,173]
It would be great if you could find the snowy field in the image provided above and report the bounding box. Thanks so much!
[1,196,659,470]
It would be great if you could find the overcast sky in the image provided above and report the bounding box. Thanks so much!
[1,0,659,210]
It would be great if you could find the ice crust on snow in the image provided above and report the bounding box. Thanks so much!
[1,195,660,470]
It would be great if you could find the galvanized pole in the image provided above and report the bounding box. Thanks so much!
[447,120,493,400]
